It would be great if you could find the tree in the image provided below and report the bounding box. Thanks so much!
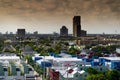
[53,45,61,54]
[106,45,120,53]
[92,46,109,57]
[68,46,79,55]
[86,67,100,75]
[35,47,44,53]
[105,70,120,80]
[86,74,105,80]
[39,50,49,56]
[47,48,54,53]
[26,55,43,75]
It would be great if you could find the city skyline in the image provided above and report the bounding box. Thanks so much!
[0,0,120,34]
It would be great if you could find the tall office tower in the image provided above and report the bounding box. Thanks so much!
[17,29,26,39]
[73,16,81,37]
[60,26,68,36]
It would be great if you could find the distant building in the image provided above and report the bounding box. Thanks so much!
[17,29,25,39]
[73,16,87,37]
[33,31,38,35]
[73,16,81,37]
[0,53,35,80]
[60,26,68,36]
[21,45,37,55]
[10,32,13,34]
[81,30,87,36]
[53,32,59,37]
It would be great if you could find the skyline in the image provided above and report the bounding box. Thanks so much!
[0,0,120,34]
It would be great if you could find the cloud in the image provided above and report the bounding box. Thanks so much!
[0,0,119,34]
[0,0,119,20]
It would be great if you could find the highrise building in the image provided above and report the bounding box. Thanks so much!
[73,16,87,37]
[60,26,68,36]
[33,31,38,35]
[73,16,81,37]
[17,29,26,39]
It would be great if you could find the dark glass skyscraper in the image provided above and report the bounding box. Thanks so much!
[73,16,81,37]
[60,26,68,36]
[17,29,26,39]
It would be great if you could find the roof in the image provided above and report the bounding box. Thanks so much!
[58,53,72,58]
[100,57,120,61]
[59,70,74,78]
[0,53,16,56]
[79,70,85,74]
[59,67,86,78]
[0,56,20,60]
[54,58,82,62]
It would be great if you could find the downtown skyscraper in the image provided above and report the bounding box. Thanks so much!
[73,16,81,37]
[73,16,87,37]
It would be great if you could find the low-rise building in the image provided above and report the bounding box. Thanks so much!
[33,52,120,80]
[0,53,36,80]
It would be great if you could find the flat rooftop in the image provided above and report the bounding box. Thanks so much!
[100,57,120,61]
[53,58,82,62]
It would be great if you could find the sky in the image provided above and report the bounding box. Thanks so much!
[0,0,120,34]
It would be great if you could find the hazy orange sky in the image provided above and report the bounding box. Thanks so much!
[0,0,120,34]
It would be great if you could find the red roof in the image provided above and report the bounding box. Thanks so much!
[67,69,74,73]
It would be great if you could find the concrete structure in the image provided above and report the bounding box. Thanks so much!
[0,53,36,80]
[73,16,81,37]
[56,67,88,80]
[60,26,68,36]
[73,16,87,37]
[33,53,120,80]
[116,48,120,53]
[99,57,120,70]
[17,29,26,39]
[0,53,20,64]
[81,30,87,36]
[21,45,37,55]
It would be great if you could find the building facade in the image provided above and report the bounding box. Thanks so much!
[60,26,68,36]
[73,16,81,37]
[81,30,87,36]
[73,16,87,37]
[17,29,26,39]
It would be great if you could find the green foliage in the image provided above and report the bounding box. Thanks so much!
[47,48,54,53]
[35,47,44,53]
[8,66,12,76]
[86,67,100,75]
[21,71,24,76]
[0,39,4,53]
[106,45,119,53]
[34,64,43,75]
[86,74,105,80]
[27,55,33,64]
[91,45,120,57]
[68,46,79,55]
[27,55,43,75]
[63,42,69,46]
[53,45,61,54]
[85,44,96,49]
[86,68,120,80]
[105,70,120,80]
[39,50,49,56]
